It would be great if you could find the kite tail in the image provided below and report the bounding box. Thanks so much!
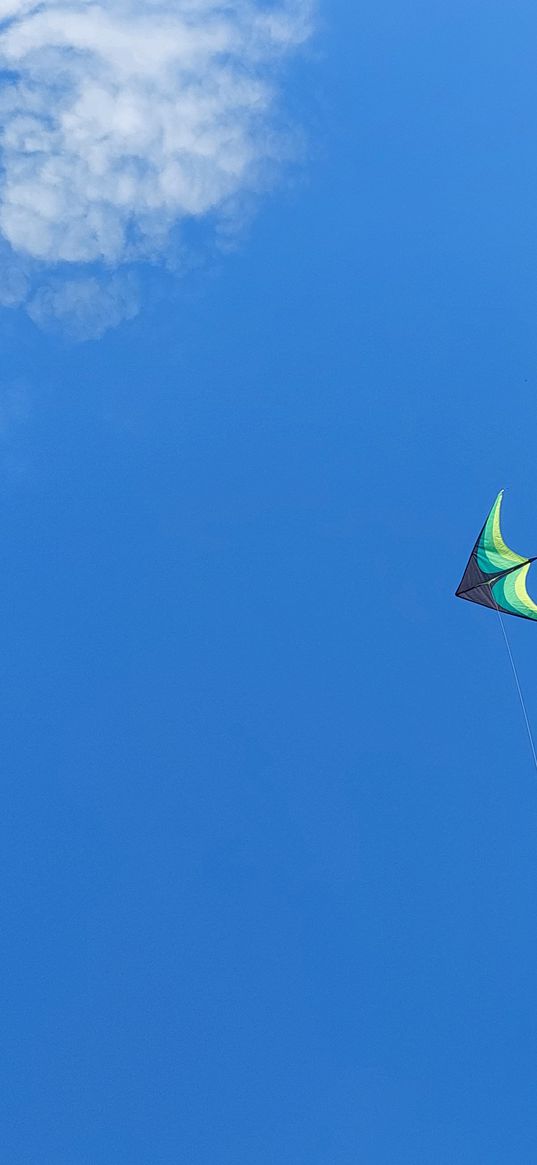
[494,605,537,776]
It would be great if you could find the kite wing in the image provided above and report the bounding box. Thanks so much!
[456,490,537,621]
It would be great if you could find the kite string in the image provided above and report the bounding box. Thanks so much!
[495,605,537,775]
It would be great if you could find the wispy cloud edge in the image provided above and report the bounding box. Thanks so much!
[0,0,314,337]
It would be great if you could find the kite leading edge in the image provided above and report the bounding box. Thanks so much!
[455,490,537,621]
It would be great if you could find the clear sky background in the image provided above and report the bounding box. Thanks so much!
[2,1,537,1161]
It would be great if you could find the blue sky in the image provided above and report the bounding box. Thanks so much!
[2,1,537,1161]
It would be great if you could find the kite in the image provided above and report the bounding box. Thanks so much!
[456,489,537,620]
[456,489,537,775]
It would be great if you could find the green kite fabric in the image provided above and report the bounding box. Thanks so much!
[456,490,537,620]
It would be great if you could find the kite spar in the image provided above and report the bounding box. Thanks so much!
[456,490,537,774]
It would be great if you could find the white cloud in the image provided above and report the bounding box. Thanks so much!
[0,0,313,335]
